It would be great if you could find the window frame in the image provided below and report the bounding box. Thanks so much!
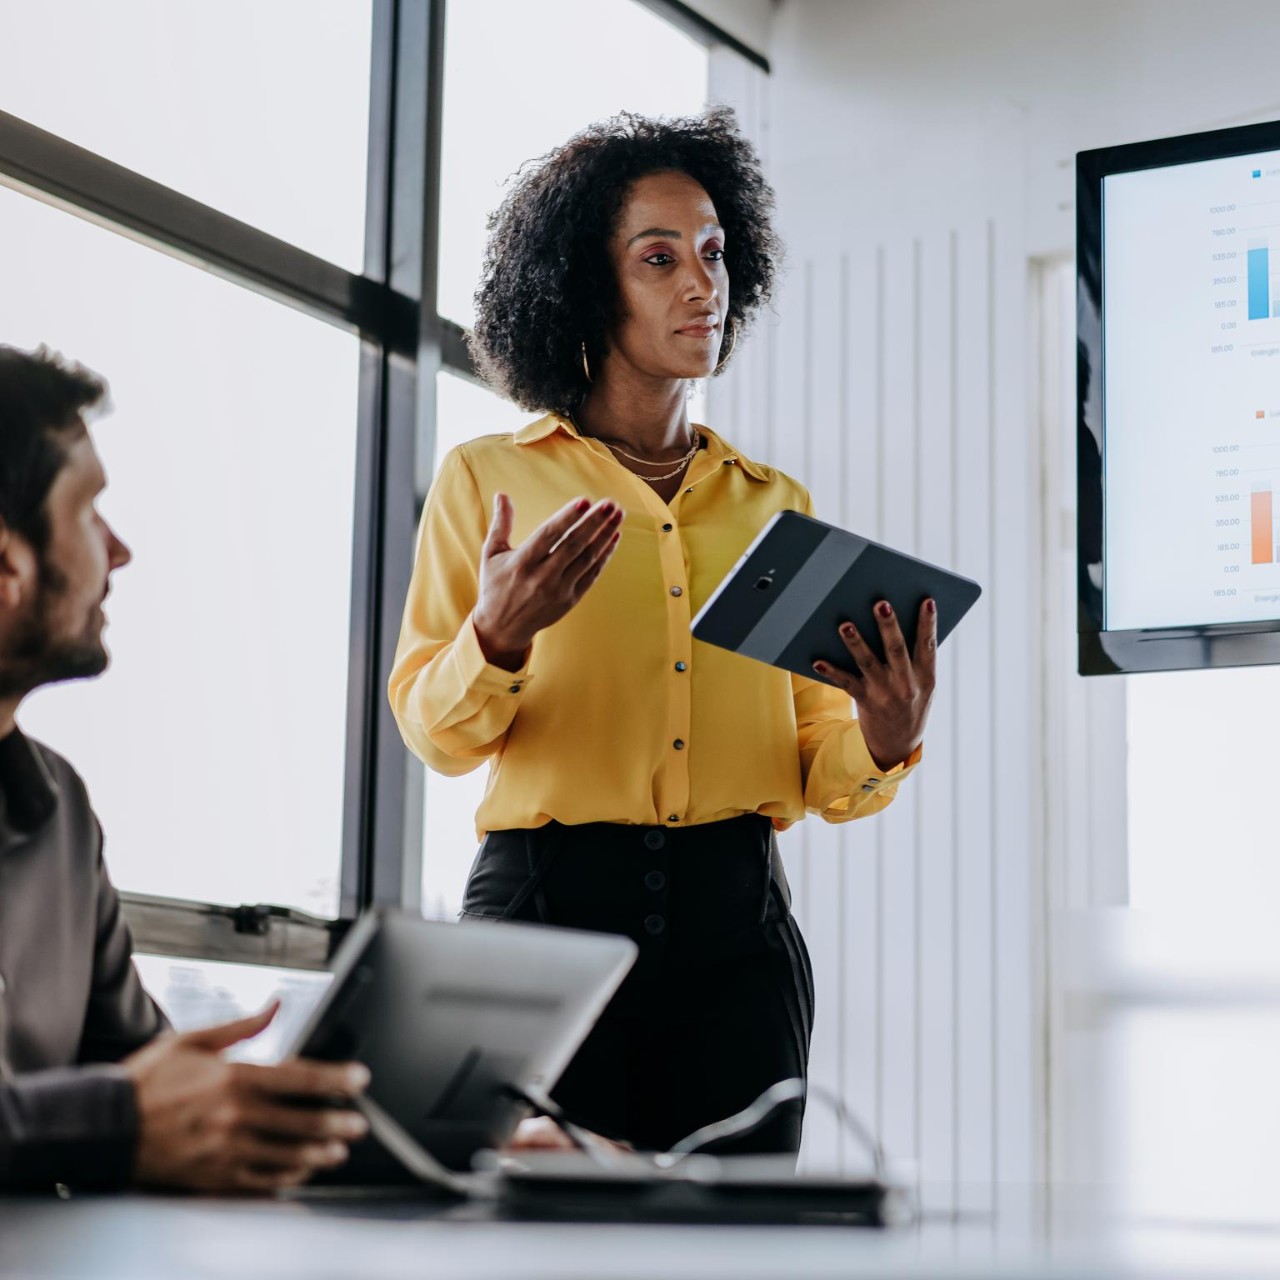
[0,0,761,969]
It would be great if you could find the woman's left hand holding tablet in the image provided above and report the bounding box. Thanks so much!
[812,599,937,772]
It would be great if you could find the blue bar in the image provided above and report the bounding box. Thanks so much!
[1249,245,1270,320]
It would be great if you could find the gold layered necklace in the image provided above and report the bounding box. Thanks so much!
[571,413,702,484]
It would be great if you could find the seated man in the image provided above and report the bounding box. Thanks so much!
[0,346,369,1193]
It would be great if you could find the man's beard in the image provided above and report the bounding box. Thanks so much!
[0,560,108,699]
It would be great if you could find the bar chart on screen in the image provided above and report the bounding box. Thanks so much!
[1207,407,1280,613]
[1250,484,1273,562]
[1206,165,1280,354]
[1207,170,1280,591]
[1103,148,1280,630]
[1246,236,1280,321]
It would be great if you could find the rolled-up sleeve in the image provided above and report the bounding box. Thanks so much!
[789,486,921,823]
[388,445,535,775]
[792,674,921,823]
[0,1066,138,1191]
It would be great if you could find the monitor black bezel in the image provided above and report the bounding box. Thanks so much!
[1077,117,1280,675]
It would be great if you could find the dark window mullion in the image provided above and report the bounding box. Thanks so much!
[345,0,451,914]
[632,0,770,72]
[0,109,415,354]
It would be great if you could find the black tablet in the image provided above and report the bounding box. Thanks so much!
[691,510,982,682]
[283,909,635,1183]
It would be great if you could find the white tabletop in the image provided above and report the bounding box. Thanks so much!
[4,1189,1280,1280]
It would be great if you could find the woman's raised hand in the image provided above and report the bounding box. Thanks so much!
[472,493,623,671]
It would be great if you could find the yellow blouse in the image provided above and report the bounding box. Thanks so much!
[389,413,919,837]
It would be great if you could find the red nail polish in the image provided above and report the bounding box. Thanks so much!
[878,602,892,619]
[927,599,936,615]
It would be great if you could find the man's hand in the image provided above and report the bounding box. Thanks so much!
[509,1116,633,1156]
[123,1003,370,1194]
[509,1116,577,1151]
[813,598,937,771]
[472,493,623,670]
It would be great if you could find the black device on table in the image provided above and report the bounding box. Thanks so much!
[281,909,635,1188]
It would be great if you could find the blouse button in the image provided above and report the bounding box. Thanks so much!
[674,661,687,672]
[673,739,685,750]
[670,586,683,597]
[662,522,673,532]
[667,814,679,823]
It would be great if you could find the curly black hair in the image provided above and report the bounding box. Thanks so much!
[470,106,781,415]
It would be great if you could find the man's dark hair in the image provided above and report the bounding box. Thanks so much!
[470,106,782,414]
[0,346,106,553]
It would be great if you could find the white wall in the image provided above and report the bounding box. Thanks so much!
[710,0,1280,1213]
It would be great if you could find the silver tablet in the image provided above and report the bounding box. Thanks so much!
[691,510,982,681]
[284,909,635,1180]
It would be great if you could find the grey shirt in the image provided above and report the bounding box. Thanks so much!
[0,727,167,1191]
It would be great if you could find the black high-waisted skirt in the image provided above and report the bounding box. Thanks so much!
[460,812,815,1157]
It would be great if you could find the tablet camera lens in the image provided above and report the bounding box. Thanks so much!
[753,575,774,591]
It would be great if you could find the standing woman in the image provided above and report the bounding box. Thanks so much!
[389,108,934,1157]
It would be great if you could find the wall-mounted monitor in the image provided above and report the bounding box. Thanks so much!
[1078,120,1280,675]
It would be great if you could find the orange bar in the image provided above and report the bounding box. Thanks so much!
[1252,490,1273,564]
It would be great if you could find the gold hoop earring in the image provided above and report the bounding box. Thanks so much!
[715,317,738,369]
[580,341,593,384]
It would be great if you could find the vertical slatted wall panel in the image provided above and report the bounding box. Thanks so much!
[838,243,885,1175]
[951,221,997,1213]
[876,237,921,1175]
[800,255,848,1172]
[917,231,959,1206]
